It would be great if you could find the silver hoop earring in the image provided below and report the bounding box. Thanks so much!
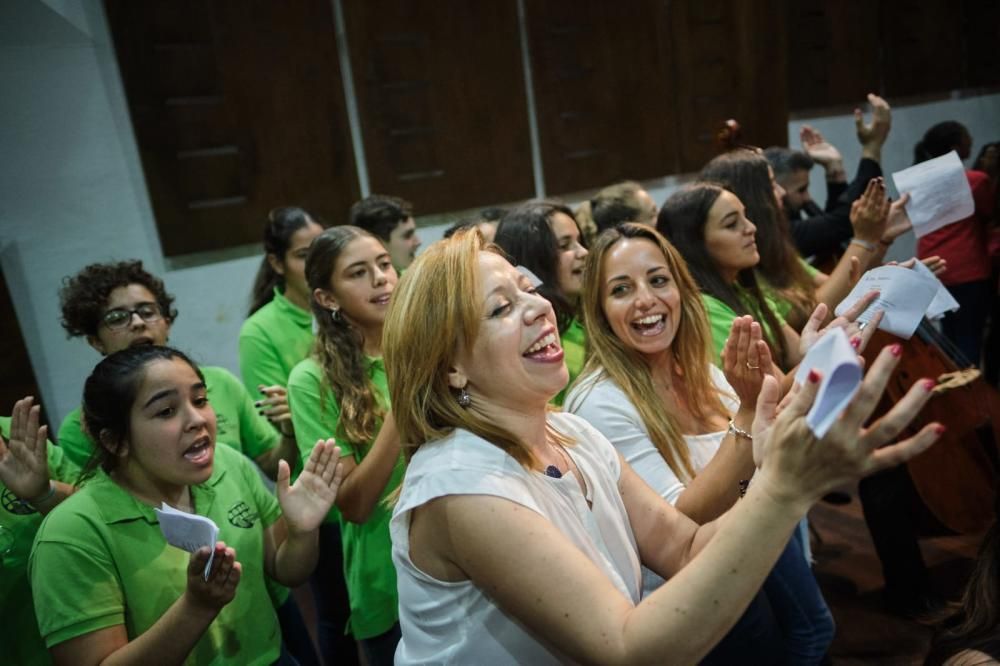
[331,308,342,322]
[456,386,471,408]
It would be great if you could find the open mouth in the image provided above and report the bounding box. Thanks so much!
[370,293,391,306]
[183,436,213,465]
[631,313,666,336]
[129,337,155,347]
[523,330,563,362]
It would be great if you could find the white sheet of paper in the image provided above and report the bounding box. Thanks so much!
[891,151,974,238]
[912,259,960,320]
[794,328,863,438]
[834,265,939,339]
[155,503,219,580]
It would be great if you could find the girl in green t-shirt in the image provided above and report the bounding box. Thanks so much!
[288,225,404,665]
[30,345,343,666]
[493,201,589,405]
[240,207,324,409]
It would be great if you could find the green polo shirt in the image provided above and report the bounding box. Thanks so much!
[701,291,783,365]
[239,287,315,394]
[287,355,403,639]
[554,317,587,406]
[58,366,280,469]
[759,258,820,323]
[1,417,79,666]
[30,444,282,663]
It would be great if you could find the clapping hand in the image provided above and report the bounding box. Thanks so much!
[855,93,892,149]
[186,543,241,610]
[0,397,51,502]
[256,385,292,429]
[850,178,891,244]
[800,126,843,167]
[277,439,344,534]
[799,291,883,359]
[721,316,778,411]
[751,344,941,506]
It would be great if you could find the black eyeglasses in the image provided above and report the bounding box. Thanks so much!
[101,303,163,330]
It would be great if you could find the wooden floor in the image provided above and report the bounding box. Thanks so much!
[809,490,985,665]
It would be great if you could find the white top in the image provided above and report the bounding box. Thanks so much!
[565,364,739,596]
[391,411,642,665]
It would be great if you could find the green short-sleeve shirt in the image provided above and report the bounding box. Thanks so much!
[287,355,403,639]
[554,317,587,406]
[759,258,819,323]
[0,417,79,666]
[30,444,282,664]
[58,366,280,468]
[239,287,314,395]
[701,291,783,365]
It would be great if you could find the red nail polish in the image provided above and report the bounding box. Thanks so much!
[807,370,820,383]
[890,344,903,357]
[921,379,936,392]
[934,424,946,435]
[850,337,861,350]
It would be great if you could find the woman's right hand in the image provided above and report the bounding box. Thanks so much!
[750,344,942,508]
[721,315,777,410]
[850,178,891,243]
[185,543,241,611]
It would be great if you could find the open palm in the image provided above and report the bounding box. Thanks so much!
[0,397,50,501]
[277,439,344,533]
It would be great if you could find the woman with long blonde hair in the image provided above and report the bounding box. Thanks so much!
[565,223,834,663]
[381,228,940,664]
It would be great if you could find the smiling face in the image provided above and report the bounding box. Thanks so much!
[387,216,421,270]
[704,190,759,281]
[551,212,588,299]
[318,235,398,333]
[449,251,568,409]
[601,238,682,358]
[89,284,171,356]
[117,357,217,497]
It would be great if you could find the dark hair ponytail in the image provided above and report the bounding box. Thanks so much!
[80,345,204,480]
[249,207,316,315]
[914,121,968,164]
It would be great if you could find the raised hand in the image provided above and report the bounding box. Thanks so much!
[0,397,51,502]
[185,542,241,609]
[855,93,892,150]
[799,125,843,167]
[277,439,344,534]
[721,316,778,410]
[799,291,882,358]
[752,344,941,505]
[850,177,891,243]
[256,385,292,430]
[883,193,913,244]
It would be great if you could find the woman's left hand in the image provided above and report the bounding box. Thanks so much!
[0,397,51,502]
[799,290,883,357]
[277,439,344,534]
[721,316,777,410]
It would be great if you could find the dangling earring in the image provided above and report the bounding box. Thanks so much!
[331,308,342,322]
[456,386,472,408]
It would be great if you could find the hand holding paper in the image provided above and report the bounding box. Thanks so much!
[912,258,959,320]
[891,151,974,238]
[156,503,219,579]
[834,265,939,338]
[794,328,863,438]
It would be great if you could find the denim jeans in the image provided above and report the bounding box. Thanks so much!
[702,529,834,665]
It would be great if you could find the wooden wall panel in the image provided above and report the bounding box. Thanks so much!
[787,0,881,111]
[341,0,534,213]
[670,0,789,171]
[523,0,680,194]
[880,0,963,98]
[961,0,1000,89]
[105,0,358,257]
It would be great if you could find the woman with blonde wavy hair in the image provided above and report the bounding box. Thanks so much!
[381,228,941,665]
[565,223,834,663]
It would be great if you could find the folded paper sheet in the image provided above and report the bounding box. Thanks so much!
[834,265,939,339]
[155,503,219,580]
[794,328,863,438]
[912,259,960,320]
[891,151,974,238]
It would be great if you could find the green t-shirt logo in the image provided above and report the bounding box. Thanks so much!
[227,501,259,529]
[2,488,35,516]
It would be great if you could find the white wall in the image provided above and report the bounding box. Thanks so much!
[3,0,999,427]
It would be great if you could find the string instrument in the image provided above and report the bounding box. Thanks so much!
[863,322,1000,534]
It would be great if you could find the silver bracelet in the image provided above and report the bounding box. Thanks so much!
[849,238,877,252]
[26,481,55,509]
[727,419,753,442]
